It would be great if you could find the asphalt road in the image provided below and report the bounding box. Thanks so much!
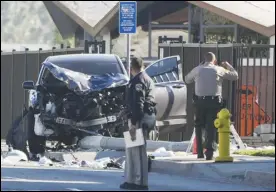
[1,166,273,191]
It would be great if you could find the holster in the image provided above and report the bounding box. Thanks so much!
[144,102,157,115]
[192,94,198,104]
[221,99,227,108]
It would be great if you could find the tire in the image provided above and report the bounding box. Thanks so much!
[148,126,159,141]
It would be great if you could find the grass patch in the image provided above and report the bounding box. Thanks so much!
[233,149,275,157]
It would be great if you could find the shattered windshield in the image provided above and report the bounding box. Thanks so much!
[47,59,123,76]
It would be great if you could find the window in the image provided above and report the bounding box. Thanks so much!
[145,57,179,83]
[47,58,123,75]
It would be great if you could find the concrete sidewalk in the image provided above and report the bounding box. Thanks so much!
[2,140,275,189]
[45,150,275,189]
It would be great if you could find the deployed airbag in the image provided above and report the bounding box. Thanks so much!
[43,61,129,94]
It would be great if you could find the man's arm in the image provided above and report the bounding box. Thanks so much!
[131,82,146,126]
[219,62,239,81]
[185,67,198,84]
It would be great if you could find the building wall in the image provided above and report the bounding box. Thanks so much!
[100,28,111,54]
[75,26,84,47]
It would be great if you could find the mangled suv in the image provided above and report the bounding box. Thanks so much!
[6,54,188,156]
[7,54,130,154]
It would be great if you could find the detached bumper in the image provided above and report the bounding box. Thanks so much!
[55,116,117,128]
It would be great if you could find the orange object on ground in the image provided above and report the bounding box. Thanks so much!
[192,137,207,154]
[192,137,197,154]
[239,85,271,136]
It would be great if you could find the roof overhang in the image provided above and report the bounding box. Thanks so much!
[188,1,275,37]
[43,1,79,38]
[94,1,189,37]
[155,7,189,23]
[50,1,95,36]
[44,1,275,38]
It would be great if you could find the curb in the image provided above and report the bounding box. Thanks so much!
[151,159,275,188]
[46,151,98,162]
[46,150,127,162]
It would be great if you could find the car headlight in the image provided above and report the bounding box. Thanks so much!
[29,91,38,108]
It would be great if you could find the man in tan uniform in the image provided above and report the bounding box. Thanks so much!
[185,52,238,160]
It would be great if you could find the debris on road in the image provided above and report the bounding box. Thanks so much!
[151,147,175,157]
[1,149,28,165]
[38,155,54,166]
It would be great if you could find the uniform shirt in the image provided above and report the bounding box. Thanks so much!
[127,71,156,125]
[185,62,238,97]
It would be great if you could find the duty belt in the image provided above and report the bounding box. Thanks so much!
[197,96,221,100]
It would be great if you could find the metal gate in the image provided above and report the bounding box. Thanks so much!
[84,40,106,54]
[158,42,275,139]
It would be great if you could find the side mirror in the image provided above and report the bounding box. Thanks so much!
[22,81,35,90]
[176,55,181,63]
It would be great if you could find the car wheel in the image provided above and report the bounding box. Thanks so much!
[149,127,159,141]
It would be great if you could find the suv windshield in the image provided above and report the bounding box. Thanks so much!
[47,59,123,76]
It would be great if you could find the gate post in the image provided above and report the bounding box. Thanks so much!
[84,40,89,53]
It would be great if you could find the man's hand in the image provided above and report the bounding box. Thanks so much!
[221,61,231,70]
[129,124,137,141]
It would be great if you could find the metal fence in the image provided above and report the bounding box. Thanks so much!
[1,42,274,142]
[158,43,275,141]
[1,47,85,138]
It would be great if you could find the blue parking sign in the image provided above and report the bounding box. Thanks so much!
[119,1,137,34]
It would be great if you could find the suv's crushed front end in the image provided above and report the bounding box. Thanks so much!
[7,61,130,152]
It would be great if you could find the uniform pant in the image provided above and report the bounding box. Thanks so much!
[124,114,156,186]
[194,97,222,156]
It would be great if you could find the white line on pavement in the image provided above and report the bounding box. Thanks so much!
[1,178,103,185]
[66,188,83,191]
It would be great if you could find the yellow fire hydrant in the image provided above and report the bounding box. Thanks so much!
[214,108,234,162]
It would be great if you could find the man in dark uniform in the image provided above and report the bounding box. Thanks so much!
[120,57,156,190]
[185,52,238,160]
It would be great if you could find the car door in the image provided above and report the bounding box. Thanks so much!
[144,56,187,127]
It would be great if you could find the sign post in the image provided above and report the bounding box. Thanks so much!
[119,1,137,77]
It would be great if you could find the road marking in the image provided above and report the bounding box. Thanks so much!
[1,178,102,185]
[1,189,41,191]
[66,188,83,191]
[1,166,123,173]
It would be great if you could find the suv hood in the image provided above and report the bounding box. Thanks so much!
[43,61,129,94]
